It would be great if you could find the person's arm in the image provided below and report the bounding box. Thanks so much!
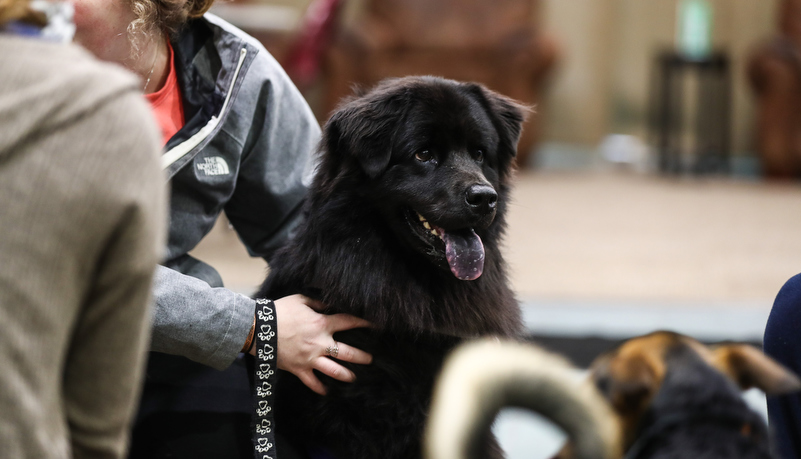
[149,265,256,370]
[148,45,319,369]
[61,84,166,458]
[148,43,373,383]
[146,45,319,370]
[67,202,164,458]
[222,48,320,262]
[151,270,373,386]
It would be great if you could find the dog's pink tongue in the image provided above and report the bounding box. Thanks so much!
[442,228,485,281]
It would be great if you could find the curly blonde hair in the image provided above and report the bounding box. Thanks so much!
[128,0,216,50]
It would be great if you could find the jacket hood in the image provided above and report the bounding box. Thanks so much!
[0,35,142,157]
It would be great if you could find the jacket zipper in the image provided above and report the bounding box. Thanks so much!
[161,47,248,170]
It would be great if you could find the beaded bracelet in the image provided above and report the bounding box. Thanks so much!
[241,314,256,353]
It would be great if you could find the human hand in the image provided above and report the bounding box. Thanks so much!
[251,294,373,395]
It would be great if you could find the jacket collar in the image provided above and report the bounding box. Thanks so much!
[162,15,256,178]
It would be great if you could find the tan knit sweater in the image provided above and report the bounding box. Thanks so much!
[0,36,165,458]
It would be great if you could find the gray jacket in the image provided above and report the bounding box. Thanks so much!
[150,14,320,371]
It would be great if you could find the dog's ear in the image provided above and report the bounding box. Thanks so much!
[711,344,801,395]
[468,84,530,159]
[322,89,407,179]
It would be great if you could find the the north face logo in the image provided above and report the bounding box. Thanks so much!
[197,156,230,176]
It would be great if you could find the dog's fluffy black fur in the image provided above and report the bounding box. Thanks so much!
[257,76,526,459]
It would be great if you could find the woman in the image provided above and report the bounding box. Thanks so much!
[0,1,165,458]
[70,0,372,456]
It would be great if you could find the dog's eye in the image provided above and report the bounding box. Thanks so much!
[474,150,484,163]
[415,150,433,162]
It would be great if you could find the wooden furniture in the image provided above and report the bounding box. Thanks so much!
[747,0,801,179]
[321,0,559,168]
[653,51,731,175]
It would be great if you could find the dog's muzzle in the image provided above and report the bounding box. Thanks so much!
[465,184,497,216]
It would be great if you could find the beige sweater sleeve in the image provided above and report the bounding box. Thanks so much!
[60,91,166,458]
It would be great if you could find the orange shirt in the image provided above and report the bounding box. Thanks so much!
[146,40,185,146]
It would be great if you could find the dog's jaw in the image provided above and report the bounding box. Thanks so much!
[405,210,485,280]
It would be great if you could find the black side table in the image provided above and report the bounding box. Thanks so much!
[651,51,731,174]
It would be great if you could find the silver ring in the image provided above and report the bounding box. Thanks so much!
[325,344,339,358]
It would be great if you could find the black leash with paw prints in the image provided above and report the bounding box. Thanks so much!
[251,299,278,459]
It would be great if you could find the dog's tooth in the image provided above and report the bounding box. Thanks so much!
[423,221,431,230]
[417,213,426,222]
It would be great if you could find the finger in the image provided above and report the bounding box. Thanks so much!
[314,357,356,383]
[297,370,327,396]
[326,313,373,332]
[334,341,373,365]
[302,296,327,312]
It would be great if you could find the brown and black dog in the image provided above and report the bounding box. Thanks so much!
[590,331,801,459]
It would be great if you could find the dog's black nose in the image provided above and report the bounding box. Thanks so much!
[465,184,497,214]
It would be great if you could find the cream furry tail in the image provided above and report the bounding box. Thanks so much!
[424,339,620,459]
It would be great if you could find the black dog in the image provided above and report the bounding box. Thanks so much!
[590,331,801,459]
[257,76,526,459]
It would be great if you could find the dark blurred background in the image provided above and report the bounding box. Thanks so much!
[209,0,801,178]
